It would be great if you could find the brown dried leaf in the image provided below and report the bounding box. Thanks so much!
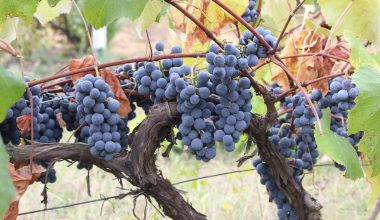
[272,29,348,94]
[68,55,97,83]
[4,163,45,220]
[16,115,32,134]
[100,68,131,117]
[169,0,246,48]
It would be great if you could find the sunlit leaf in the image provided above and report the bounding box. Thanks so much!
[82,0,148,29]
[34,0,72,26]
[315,108,363,179]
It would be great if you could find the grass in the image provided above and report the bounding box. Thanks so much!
[18,149,374,220]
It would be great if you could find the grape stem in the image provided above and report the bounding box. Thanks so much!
[369,198,380,220]
[272,0,307,53]
[211,0,273,50]
[281,52,350,63]
[71,0,96,59]
[41,79,72,89]
[252,0,262,28]
[0,38,18,57]
[249,52,349,76]
[278,108,346,121]
[270,57,323,135]
[277,72,346,100]
[146,30,153,58]
[163,0,224,48]
[28,52,206,87]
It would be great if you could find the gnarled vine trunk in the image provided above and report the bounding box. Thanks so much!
[7,101,321,220]
[7,102,205,220]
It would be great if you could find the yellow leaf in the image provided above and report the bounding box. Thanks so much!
[34,0,72,26]
[169,0,245,49]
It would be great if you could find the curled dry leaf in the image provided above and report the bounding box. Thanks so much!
[272,29,349,94]
[169,0,245,48]
[68,55,97,83]
[100,68,131,117]
[16,115,32,134]
[4,163,45,220]
[68,55,131,117]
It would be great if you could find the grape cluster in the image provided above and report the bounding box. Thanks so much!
[58,97,94,171]
[239,28,277,60]
[318,77,361,170]
[116,63,134,78]
[207,44,253,152]
[134,62,167,103]
[0,105,23,145]
[36,161,57,184]
[75,74,125,161]
[59,98,80,131]
[162,45,184,70]
[253,158,298,220]
[38,96,63,143]
[292,91,322,172]
[242,0,258,23]
[0,78,64,184]
[268,118,297,158]
[77,162,93,170]
[19,77,43,141]
[176,73,217,162]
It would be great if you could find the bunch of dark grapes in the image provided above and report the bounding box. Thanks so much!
[134,62,166,103]
[75,74,124,161]
[162,45,184,71]
[59,97,80,131]
[253,158,297,220]
[268,118,297,158]
[36,161,57,184]
[239,28,277,60]
[0,105,23,145]
[242,0,258,23]
[38,95,63,143]
[292,91,322,172]
[318,77,361,170]
[19,77,43,141]
[206,43,253,152]
[321,77,359,141]
[175,72,217,162]
[116,63,134,78]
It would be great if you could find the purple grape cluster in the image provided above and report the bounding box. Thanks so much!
[207,44,253,152]
[239,28,277,60]
[242,0,258,23]
[75,74,125,161]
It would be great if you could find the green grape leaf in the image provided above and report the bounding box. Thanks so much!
[0,67,25,122]
[0,137,15,218]
[348,65,380,176]
[319,0,380,51]
[0,0,39,26]
[344,31,380,69]
[315,108,363,179]
[135,0,163,38]
[261,0,294,34]
[155,2,170,23]
[348,65,380,200]
[82,0,148,29]
[34,0,72,26]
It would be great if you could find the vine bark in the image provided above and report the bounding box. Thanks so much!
[7,102,206,220]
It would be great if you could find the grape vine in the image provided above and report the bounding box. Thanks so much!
[0,0,371,220]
